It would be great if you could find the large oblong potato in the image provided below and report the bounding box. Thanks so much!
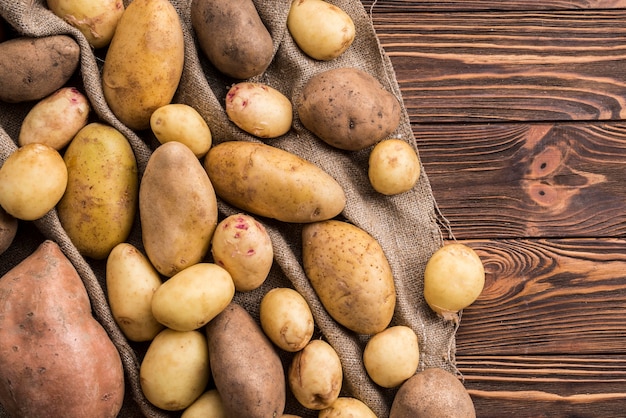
[204,141,346,223]
[302,220,396,335]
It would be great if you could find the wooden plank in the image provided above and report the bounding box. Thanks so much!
[373,10,626,123]
[363,0,626,11]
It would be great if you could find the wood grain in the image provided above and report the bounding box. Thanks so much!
[363,0,626,11]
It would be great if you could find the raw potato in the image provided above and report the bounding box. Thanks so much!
[151,263,235,332]
[211,213,273,292]
[368,138,421,195]
[106,243,164,342]
[57,123,138,260]
[260,287,314,352]
[319,397,377,418]
[181,390,226,418]
[204,141,346,223]
[225,82,293,138]
[389,367,476,418]
[206,303,286,418]
[302,220,396,335]
[363,325,419,388]
[102,0,184,130]
[190,0,273,79]
[150,103,213,158]
[287,0,355,61]
[0,35,80,103]
[46,0,124,48]
[0,240,124,417]
[140,141,218,277]
[288,339,342,410]
[0,207,17,255]
[0,143,67,221]
[296,67,401,151]
[140,328,210,411]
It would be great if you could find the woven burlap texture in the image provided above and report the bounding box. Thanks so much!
[0,0,458,416]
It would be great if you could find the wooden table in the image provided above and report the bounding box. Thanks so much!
[366,1,626,416]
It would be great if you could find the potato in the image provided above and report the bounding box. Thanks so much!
[190,0,273,79]
[0,240,124,417]
[302,220,396,335]
[140,141,218,277]
[288,339,342,410]
[260,287,314,352]
[0,35,80,103]
[319,397,377,418]
[225,82,293,138]
[0,206,17,256]
[57,123,138,260]
[181,389,226,418]
[46,0,124,48]
[296,67,401,151]
[211,213,273,292]
[0,143,67,221]
[363,325,419,388]
[206,303,286,417]
[390,367,476,418]
[18,87,90,150]
[150,103,213,158]
[368,139,421,195]
[204,141,346,223]
[102,0,184,130]
[140,328,210,411]
[106,243,164,342]
[287,0,355,61]
[151,263,235,332]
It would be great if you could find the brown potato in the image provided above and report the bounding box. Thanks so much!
[0,206,17,256]
[190,0,273,79]
[296,67,401,151]
[0,35,80,103]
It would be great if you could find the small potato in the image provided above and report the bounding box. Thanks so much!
[260,288,314,352]
[0,207,17,256]
[140,328,210,411]
[150,104,213,158]
[288,339,342,410]
[0,143,67,221]
[368,139,421,195]
[18,87,90,150]
[181,390,225,418]
[106,243,164,342]
[287,0,355,61]
[211,213,273,292]
[319,397,377,418]
[363,326,419,388]
[225,82,293,139]
[151,263,235,332]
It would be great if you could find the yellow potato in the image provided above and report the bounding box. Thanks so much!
[102,0,184,130]
[106,243,164,342]
[225,82,293,139]
[57,123,138,260]
[363,326,419,388]
[151,263,235,332]
[368,138,421,195]
[204,141,346,223]
[140,328,210,411]
[18,87,90,150]
[181,390,225,418]
[302,220,396,335]
[0,143,67,221]
[259,288,314,352]
[150,104,213,158]
[287,0,355,61]
[319,397,377,418]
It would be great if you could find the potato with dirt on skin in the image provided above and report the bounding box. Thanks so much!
[363,325,419,388]
[226,82,293,139]
[204,141,346,223]
[319,397,377,418]
[296,67,401,151]
[0,207,17,256]
[150,103,213,158]
[181,389,225,418]
[369,138,421,195]
[260,287,314,352]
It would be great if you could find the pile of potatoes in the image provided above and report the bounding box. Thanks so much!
[0,0,486,417]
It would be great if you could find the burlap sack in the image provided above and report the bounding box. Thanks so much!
[0,0,458,416]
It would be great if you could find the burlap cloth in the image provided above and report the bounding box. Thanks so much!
[0,0,458,416]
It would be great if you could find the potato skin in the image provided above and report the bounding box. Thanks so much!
[206,303,286,418]
[190,0,273,79]
[296,67,401,151]
[0,35,80,103]
[0,207,17,256]
[302,220,396,335]
[204,141,346,223]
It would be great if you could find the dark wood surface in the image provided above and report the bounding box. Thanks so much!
[369,2,626,416]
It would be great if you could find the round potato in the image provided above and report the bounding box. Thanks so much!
[181,390,225,418]
[368,139,421,195]
[0,207,17,256]
[363,325,419,388]
[319,397,377,418]
[0,143,67,221]
[260,287,314,352]
[150,104,213,158]
[225,82,293,139]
